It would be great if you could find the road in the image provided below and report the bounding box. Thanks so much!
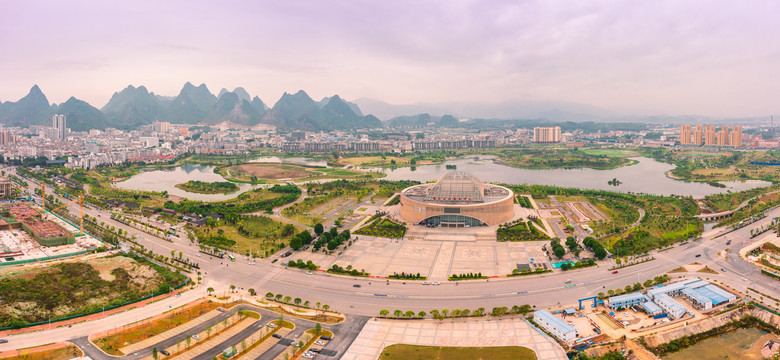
[4,167,780,357]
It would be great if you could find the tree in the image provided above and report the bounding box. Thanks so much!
[283,296,292,303]
[266,292,274,299]
[380,309,389,317]
[230,284,236,293]
[290,237,303,250]
[294,298,302,306]
[405,310,415,318]
[275,294,283,301]
[394,309,402,317]
[248,288,256,296]
[314,223,324,236]
[207,287,214,295]
[322,304,330,311]
[418,311,426,318]
[206,325,212,338]
[186,335,192,348]
[315,322,322,336]
[152,347,158,360]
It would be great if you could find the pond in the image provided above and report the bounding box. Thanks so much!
[366,156,771,198]
[114,164,266,202]
[663,327,770,360]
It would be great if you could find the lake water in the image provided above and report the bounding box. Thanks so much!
[114,164,266,202]
[115,156,771,201]
[366,156,771,198]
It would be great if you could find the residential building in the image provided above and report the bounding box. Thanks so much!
[52,114,67,140]
[693,125,703,145]
[608,293,649,309]
[730,126,742,147]
[0,177,12,197]
[533,126,562,143]
[680,125,691,145]
[705,125,717,145]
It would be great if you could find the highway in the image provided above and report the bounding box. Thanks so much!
[4,167,780,352]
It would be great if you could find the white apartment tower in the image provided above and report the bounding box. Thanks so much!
[51,114,67,140]
[533,126,562,143]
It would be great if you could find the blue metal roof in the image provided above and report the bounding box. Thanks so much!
[695,285,729,305]
[641,301,663,314]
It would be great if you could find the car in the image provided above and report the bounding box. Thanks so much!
[432,281,441,285]
[742,277,748,281]
[0,339,7,344]
[314,340,325,346]
[302,353,314,359]
[272,334,283,339]
[695,254,702,257]
[306,271,313,275]
[320,336,332,340]
[612,270,619,274]
[353,284,361,288]
[721,268,727,272]
[268,323,277,328]
[726,240,732,245]
[309,348,321,353]
[422,281,431,285]
[623,312,629,317]
[191,334,201,340]
[195,253,201,257]
[160,349,170,356]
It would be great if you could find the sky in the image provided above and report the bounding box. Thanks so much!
[1,0,779,117]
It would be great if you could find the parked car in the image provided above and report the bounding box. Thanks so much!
[422,281,431,285]
[612,270,618,274]
[352,284,361,288]
[314,340,326,346]
[160,349,170,356]
[306,271,313,275]
[268,323,277,328]
[695,254,701,257]
[0,339,7,344]
[310,348,321,353]
[272,334,283,339]
[320,336,332,340]
[191,334,201,340]
[432,281,441,285]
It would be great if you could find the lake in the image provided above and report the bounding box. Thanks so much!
[366,156,771,198]
[115,156,771,201]
[114,164,267,202]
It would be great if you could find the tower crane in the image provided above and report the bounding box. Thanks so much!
[48,196,84,235]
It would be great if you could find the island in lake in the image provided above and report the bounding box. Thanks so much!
[175,180,239,194]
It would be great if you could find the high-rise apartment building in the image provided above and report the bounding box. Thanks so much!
[716,128,729,146]
[51,114,67,140]
[705,125,717,145]
[730,126,742,147]
[680,125,691,145]
[0,130,16,146]
[153,121,170,133]
[693,125,703,145]
[533,126,562,143]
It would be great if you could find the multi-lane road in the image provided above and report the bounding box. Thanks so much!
[4,168,780,353]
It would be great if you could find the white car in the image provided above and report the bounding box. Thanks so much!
[314,340,325,346]
[623,312,629,317]
[306,271,313,275]
[422,281,431,285]
[192,334,201,340]
[432,281,441,285]
[268,323,277,328]
[303,353,314,359]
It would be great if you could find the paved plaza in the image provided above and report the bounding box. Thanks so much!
[292,237,552,280]
[340,317,567,360]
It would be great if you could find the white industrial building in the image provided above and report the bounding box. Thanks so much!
[534,309,578,343]
[647,278,735,311]
[608,292,649,309]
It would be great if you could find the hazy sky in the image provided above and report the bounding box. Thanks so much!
[1,0,778,116]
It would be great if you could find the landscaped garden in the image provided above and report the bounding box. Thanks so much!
[354,214,407,238]
[195,214,301,258]
[175,180,239,194]
[496,219,549,241]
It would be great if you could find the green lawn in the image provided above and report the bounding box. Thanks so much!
[380,344,537,360]
[580,148,637,157]
[196,215,301,257]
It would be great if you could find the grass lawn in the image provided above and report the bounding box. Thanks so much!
[337,155,412,167]
[580,148,638,157]
[380,344,537,360]
[0,345,82,360]
[196,216,301,257]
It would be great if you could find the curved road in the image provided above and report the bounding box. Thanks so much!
[3,169,780,356]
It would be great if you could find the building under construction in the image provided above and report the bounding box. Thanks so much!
[0,204,74,247]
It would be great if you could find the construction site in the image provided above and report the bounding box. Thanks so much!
[0,202,103,265]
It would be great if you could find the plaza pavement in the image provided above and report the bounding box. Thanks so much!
[340,317,567,360]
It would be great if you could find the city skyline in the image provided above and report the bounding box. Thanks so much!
[2,1,780,118]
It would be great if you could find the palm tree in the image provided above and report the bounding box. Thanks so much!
[229,284,236,293]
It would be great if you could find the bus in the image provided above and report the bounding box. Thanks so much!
[228,254,235,261]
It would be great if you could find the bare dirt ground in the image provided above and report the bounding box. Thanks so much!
[228,163,312,180]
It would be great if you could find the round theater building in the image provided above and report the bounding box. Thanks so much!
[399,171,514,227]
